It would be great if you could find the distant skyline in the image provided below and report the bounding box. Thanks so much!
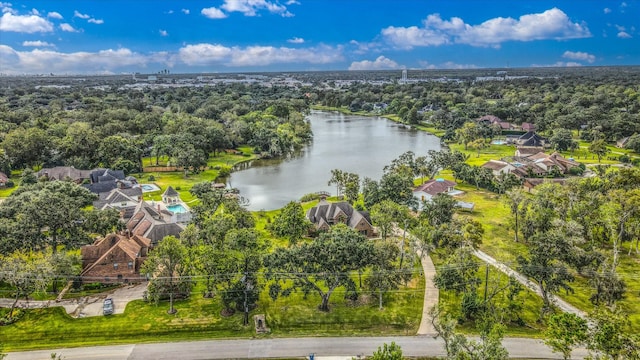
[0,1,638,74]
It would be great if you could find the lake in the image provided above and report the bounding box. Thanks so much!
[229,110,442,210]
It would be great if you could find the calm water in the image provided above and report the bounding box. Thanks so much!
[229,110,442,210]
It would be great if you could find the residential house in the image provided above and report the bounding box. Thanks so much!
[481,160,516,177]
[37,166,93,183]
[521,122,536,132]
[126,200,185,245]
[0,171,8,187]
[413,178,460,203]
[515,146,544,157]
[523,178,569,193]
[477,115,512,130]
[80,233,151,283]
[37,166,137,195]
[306,199,375,237]
[506,131,547,147]
[93,187,144,221]
[524,152,579,174]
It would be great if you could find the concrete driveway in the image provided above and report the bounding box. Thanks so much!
[0,283,148,318]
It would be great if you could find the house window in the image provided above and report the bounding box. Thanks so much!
[113,263,119,269]
[128,261,133,269]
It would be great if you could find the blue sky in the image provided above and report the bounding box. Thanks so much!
[0,1,638,74]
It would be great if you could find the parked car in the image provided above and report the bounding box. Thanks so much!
[103,298,114,315]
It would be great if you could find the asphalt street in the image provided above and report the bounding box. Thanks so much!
[6,336,590,359]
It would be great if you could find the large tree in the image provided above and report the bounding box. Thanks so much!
[142,236,192,314]
[544,312,588,360]
[0,250,52,321]
[265,224,374,311]
[270,201,310,245]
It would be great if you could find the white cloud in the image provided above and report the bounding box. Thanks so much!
[615,24,626,31]
[31,8,40,16]
[348,56,400,71]
[221,0,290,17]
[179,43,342,67]
[22,40,54,47]
[286,0,300,4]
[440,61,478,69]
[382,8,591,49]
[201,7,227,19]
[47,11,62,19]
[0,45,173,74]
[60,23,78,32]
[604,7,612,14]
[179,44,232,65]
[73,10,90,19]
[618,31,632,38]
[0,12,53,32]
[562,50,595,63]
[181,8,190,15]
[532,61,582,67]
[88,18,103,24]
[0,42,344,75]
[287,37,304,44]
[159,29,168,37]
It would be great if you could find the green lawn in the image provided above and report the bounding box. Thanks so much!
[433,256,546,338]
[138,147,256,203]
[2,263,424,351]
[442,175,640,332]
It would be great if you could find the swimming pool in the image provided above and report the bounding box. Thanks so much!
[167,204,188,214]
[140,183,161,192]
[491,140,507,145]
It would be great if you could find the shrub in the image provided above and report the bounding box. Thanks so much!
[5,179,14,188]
[147,175,155,181]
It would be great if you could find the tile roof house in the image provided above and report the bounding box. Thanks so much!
[523,178,569,193]
[515,146,545,157]
[413,178,459,203]
[477,115,512,130]
[521,122,536,132]
[126,200,185,245]
[527,152,580,174]
[80,233,151,283]
[481,160,516,176]
[306,199,375,237]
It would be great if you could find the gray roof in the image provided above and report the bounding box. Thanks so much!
[306,199,372,230]
[163,186,179,197]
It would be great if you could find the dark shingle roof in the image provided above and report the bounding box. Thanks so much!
[163,186,179,197]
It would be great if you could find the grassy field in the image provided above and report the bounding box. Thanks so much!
[2,258,424,351]
[432,254,546,338]
[442,173,640,332]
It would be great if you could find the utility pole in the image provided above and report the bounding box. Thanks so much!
[483,262,489,303]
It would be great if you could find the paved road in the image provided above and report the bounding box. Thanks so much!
[6,336,590,359]
[416,249,438,335]
[473,250,587,319]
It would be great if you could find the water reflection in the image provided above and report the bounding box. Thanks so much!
[230,110,442,210]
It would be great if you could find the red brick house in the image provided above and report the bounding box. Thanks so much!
[81,233,151,283]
